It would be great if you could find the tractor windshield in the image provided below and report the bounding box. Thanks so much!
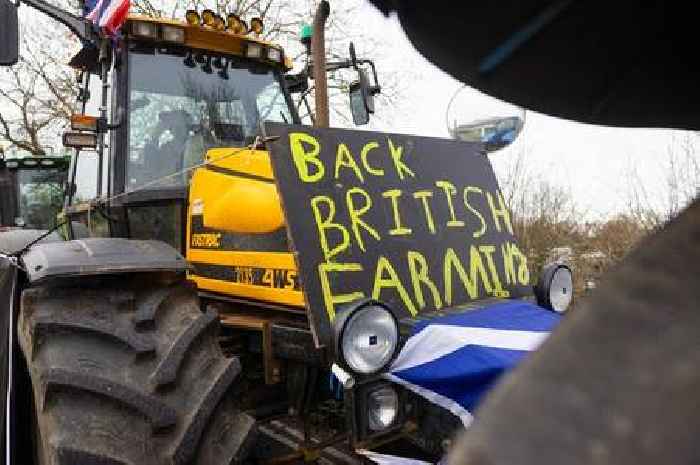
[16,167,65,229]
[127,47,295,190]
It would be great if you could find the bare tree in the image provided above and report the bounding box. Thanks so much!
[665,132,700,217]
[625,131,700,228]
[0,18,79,156]
[498,143,696,298]
[1,0,404,154]
[496,147,582,275]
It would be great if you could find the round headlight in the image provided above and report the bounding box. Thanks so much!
[536,264,573,313]
[549,266,573,312]
[367,386,399,431]
[337,300,399,375]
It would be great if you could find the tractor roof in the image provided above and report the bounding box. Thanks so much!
[123,15,293,71]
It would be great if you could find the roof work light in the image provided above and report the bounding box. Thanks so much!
[250,17,263,35]
[185,10,200,25]
[213,14,225,31]
[226,13,244,34]
[201,9,216,27]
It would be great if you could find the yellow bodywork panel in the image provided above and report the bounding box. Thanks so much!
[188,250,302,307]
[206,148,275,178]
[187,147,304,309]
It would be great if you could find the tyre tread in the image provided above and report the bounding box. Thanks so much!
[150,309,218,389]
[42,368,178,430]
[173,357,242,464]
[19,280,252,465]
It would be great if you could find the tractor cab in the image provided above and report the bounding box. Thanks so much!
[0,154,69,230]
[121,16,297,191]
[60,14,301,245]
[60,13,378,252]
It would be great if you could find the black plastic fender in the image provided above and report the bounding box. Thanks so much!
[1,236,189,464]
[21,238,190,284]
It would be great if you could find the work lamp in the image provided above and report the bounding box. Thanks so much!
[71,114,98,132]
[332,299,399,375]
[201,9,215,27]
[250,17,263,35]
[213,14,225,31]
[245,42,263,59]
[161,25,185,44]
[367,385,399,431]
[185,10,199,25]
[227,13,245,34]
[130,21,157,40]
[536,263,573,313]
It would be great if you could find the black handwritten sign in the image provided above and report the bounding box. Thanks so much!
[265,123,531,347]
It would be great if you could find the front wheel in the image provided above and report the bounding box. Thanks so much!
[18,277,255,464]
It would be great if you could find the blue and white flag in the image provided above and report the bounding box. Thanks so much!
[361,301,560,465]
[386,300,561,426]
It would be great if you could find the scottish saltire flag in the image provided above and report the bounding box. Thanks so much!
[387,300,561,426]
[85,0,130,36]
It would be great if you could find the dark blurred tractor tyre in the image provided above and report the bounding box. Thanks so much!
[18,278,255,465]
[448,199,700,465]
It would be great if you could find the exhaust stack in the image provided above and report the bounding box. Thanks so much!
[311,1,330,127]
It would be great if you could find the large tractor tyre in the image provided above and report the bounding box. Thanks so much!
[17,278,255,465]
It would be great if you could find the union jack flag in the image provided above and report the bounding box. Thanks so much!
[84,0,130,36]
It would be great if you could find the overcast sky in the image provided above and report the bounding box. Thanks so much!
[351,3,696,220]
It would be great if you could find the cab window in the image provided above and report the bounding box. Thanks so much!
[126,47,294,191]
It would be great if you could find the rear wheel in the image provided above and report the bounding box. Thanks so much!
[18,277,255,465]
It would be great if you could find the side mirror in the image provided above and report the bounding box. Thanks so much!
[349,81,369,125]
[0,0,20,66]
[348,69,373,126]
[453,115,524,152]
[448,87,526,153]
[342,43,381,126]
